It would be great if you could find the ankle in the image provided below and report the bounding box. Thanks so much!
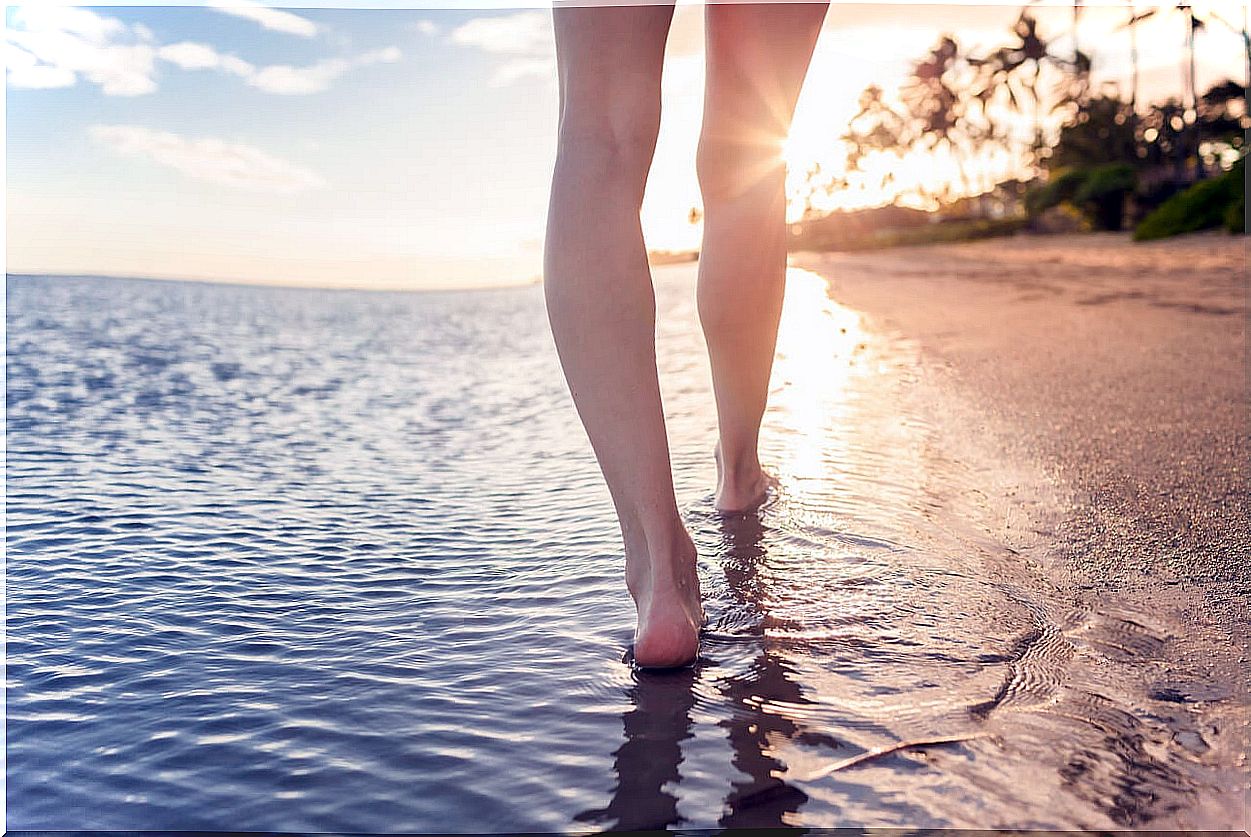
[716,443,763,486]
[626,528,699,626]
[647,531,697,584]
[622,514,694,571]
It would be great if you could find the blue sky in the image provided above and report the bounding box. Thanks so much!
[8,4,563,287]
[6,3,1246,289]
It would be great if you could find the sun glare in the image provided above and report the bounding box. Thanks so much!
[767,267,870,488]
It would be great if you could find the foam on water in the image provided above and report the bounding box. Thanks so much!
[6,267,1235,830]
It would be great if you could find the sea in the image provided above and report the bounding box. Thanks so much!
[5,265,1233,830]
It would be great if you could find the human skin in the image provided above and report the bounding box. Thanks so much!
[544,2,828,668]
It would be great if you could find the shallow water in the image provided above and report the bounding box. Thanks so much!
[6,267,1237,830]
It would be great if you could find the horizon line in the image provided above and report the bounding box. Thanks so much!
[4,270,545,295]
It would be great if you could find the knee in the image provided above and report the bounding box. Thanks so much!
[555,101,661,203]
[696,130,787,205]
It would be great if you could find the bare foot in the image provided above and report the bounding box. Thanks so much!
[625,529,703,669]
[714,443,771,513]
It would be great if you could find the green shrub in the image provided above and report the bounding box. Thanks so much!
[1025,168,1087,217]
[1074,163,1136,231]
[1134,160,1244,241]
[1073,163,1137,204]
[1028,164,1137,231]
[1224,181,1245,233]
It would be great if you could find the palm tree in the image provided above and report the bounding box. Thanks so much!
[1117,5,1157,121]
[1206,6,1250,102]
[1118,3,1208,177]
[839,84,910,200]
[1072,0,1082,65]
[900,36,976,194]
[1179,4,1206,177]
[1116,3,1182,165]
[976,11,1089,170]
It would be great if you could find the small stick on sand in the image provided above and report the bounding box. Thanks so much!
[790,732,989,781]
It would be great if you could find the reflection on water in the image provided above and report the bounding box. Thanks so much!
[6,267,1237,830]
[577,512,811,831]
[574,664,697,830]
[706,513,811,829]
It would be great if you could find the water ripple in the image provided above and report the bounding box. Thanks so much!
[6,269,1220,830]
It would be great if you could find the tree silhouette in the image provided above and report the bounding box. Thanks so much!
[803,1,1240,218]
[1116,5,1157,131]
[840,84,908,194]
[978,13,1091,168]
[899,36,980,194]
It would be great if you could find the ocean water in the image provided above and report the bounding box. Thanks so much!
[6,267,1233,830]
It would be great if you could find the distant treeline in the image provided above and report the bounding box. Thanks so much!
[784,4,1248,250]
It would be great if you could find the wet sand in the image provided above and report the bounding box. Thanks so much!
[796,231,1248,827]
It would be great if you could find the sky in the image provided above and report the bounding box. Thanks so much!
[5,2,1247,290]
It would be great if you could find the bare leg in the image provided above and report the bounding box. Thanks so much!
[697,2,828,512]
[544,4,701,668]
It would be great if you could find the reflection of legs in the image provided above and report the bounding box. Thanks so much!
[574,669,698,830]
[714,515,812,826]
[545,4,701,668]
[698,3,828,512]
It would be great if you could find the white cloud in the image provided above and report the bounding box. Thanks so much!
[247,58,350,95]
[6,5,403,97]
[360,46,402,65]
[491,57,555,87]
[157,41,223,70]
[246,46,401,94]
[5,6,157,95]
[14,6,126,43]
[414,20,439,37]
[448,12,554,87]
[158,41,254,78]
[5,41,77,89]
[153,39,398,94]
[90,124,325,193]
[450,12,551,55]
[207,1,318,38]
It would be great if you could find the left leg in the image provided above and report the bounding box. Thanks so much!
[545,4,702,669]
[696,2,828,512]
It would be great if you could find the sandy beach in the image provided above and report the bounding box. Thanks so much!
[798,231,1248,825]
[798,232,1246,589]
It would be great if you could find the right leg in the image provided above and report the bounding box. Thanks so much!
[696,2,828,512]
[544,3,701,668]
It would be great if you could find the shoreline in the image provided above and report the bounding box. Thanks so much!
[795,230,1247,588]
[795,231,1248,826]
